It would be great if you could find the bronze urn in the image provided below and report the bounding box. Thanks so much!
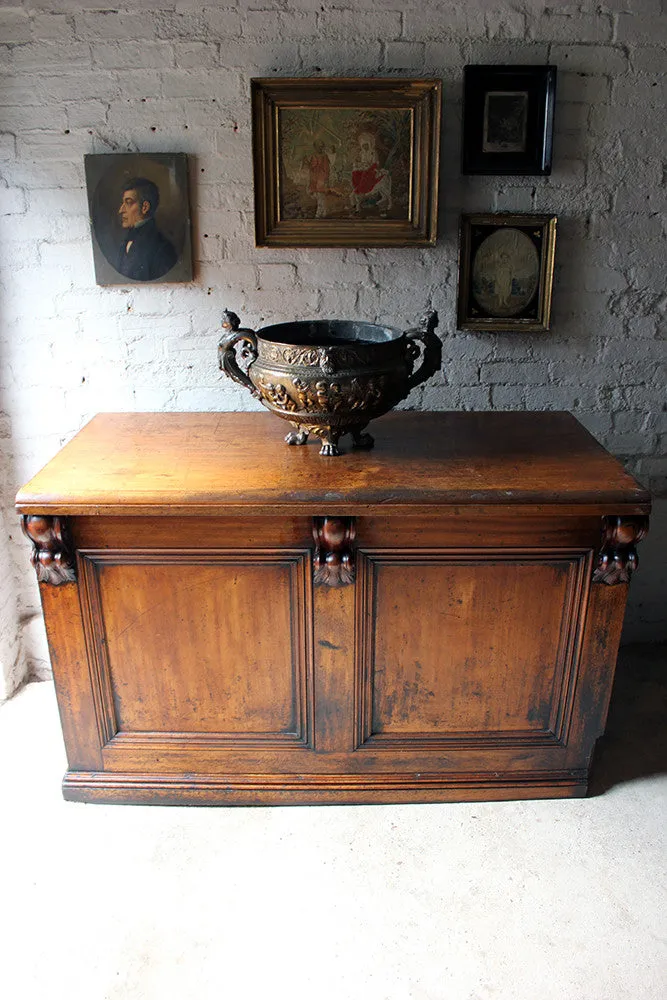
[218,309,441,456]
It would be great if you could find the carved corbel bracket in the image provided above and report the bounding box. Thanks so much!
[593,515,649,586]
[313,516,356,587]
[21,515,77,585]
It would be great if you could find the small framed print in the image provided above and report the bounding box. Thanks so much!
[85,152,193,285]
[462,65,556,175]
[457,214,557,333]
[251,77,441,247]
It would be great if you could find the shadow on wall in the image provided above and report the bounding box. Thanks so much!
[0,414,29,700]
[588,642,667,796]
[621,498,667,645]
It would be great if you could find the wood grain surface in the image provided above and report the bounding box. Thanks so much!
[16,411,650,516]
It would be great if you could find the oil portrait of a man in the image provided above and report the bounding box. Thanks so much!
[85,153,192,286]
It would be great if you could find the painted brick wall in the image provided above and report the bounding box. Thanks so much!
[1,0,665,696]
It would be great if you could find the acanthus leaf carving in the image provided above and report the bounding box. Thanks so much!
[313,516,356,587]
[593,515,649,585]
[21,514,77,585]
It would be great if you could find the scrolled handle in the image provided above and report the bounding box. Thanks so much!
[218,309,259,396]
[403,309,441,390]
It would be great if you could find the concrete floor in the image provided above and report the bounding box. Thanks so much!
[1,645,665,1000]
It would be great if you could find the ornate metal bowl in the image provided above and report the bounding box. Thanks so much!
[218,309,441,456]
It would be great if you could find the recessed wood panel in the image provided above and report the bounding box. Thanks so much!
[79,551,312,747]
[356,551,589,749]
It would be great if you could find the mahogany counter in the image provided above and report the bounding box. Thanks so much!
[16,411,651,805]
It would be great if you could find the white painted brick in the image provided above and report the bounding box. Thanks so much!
[66,100,109,130]
[422,40,464,74]
[610,432,658,454]
[92,41,175,70]
[33,14,75,42]
[613,75,664,106]
[404,10,486,40]
[524,385,599,410]
[493,188,537,212]
[481,362,550,384]
[172,42,220,69]
[557,71,610,104]
[318,286,361,317]
[201,10,243,38]
[73,12,156,41]
[50,215,90,243]
[555,103,590,133]
[318,9,401,38]
[297,260,370,287]
[11,41,92,72]
[530,11,613,43]
[0,9,31,44]
[257,263,297,291]
[615,183,665,212]
[0,104,68,130]
[630,45,667,72]
[0,132,16,160]
[614,411,652,434]
[299,40,382,74]
[35,71,120,102]
[227,39,302,73]
[580,266,628,292]
[242,9,318,38]
[491,385,526,408]
[28,187,87,215]
[160,68,242,101]
[458,386,492,410]
[384,41,425,71]
[485,10,527,39]
[17,131,84,162]
[615,12,667,43]
[0,187,26,216]
[550,44,629,74]
[152,11,209,41]
[2,158,83,190]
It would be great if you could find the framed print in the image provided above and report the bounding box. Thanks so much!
[457,214,557,332]
[462,65,556,175]
[84,152,192,285]
[251,77,441,247]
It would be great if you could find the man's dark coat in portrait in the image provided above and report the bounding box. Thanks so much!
[116,218,178,281]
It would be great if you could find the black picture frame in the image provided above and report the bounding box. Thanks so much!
[462,65,556,175]
[457,213,557,333]
[85,152,193,285]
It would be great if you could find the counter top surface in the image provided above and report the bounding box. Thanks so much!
[15,411,651,515]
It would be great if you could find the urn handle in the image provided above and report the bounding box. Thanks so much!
[218,310,259,396]
[404,309,441,391]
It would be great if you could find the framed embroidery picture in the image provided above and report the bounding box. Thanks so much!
[462,65,557,175]
[457,214,557,332]
[85,152,193,285]
[251,77,442,247]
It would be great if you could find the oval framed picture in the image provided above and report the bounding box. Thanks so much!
[457,214,557,332]
[84,152,193,286]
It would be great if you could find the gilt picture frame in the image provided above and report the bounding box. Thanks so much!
[457,214,557,333]
[462,65,556,175]
[251,77,442,248]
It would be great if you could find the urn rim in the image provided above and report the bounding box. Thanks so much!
[254,319,404,349]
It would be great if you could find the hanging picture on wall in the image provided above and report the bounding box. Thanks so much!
[84,153,193,285]
[251,77,442,247]
[457,214,557,332]
[462,65,556,175]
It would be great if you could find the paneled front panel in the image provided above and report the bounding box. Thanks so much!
[355,550,591,751]
[78,550,313,751]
